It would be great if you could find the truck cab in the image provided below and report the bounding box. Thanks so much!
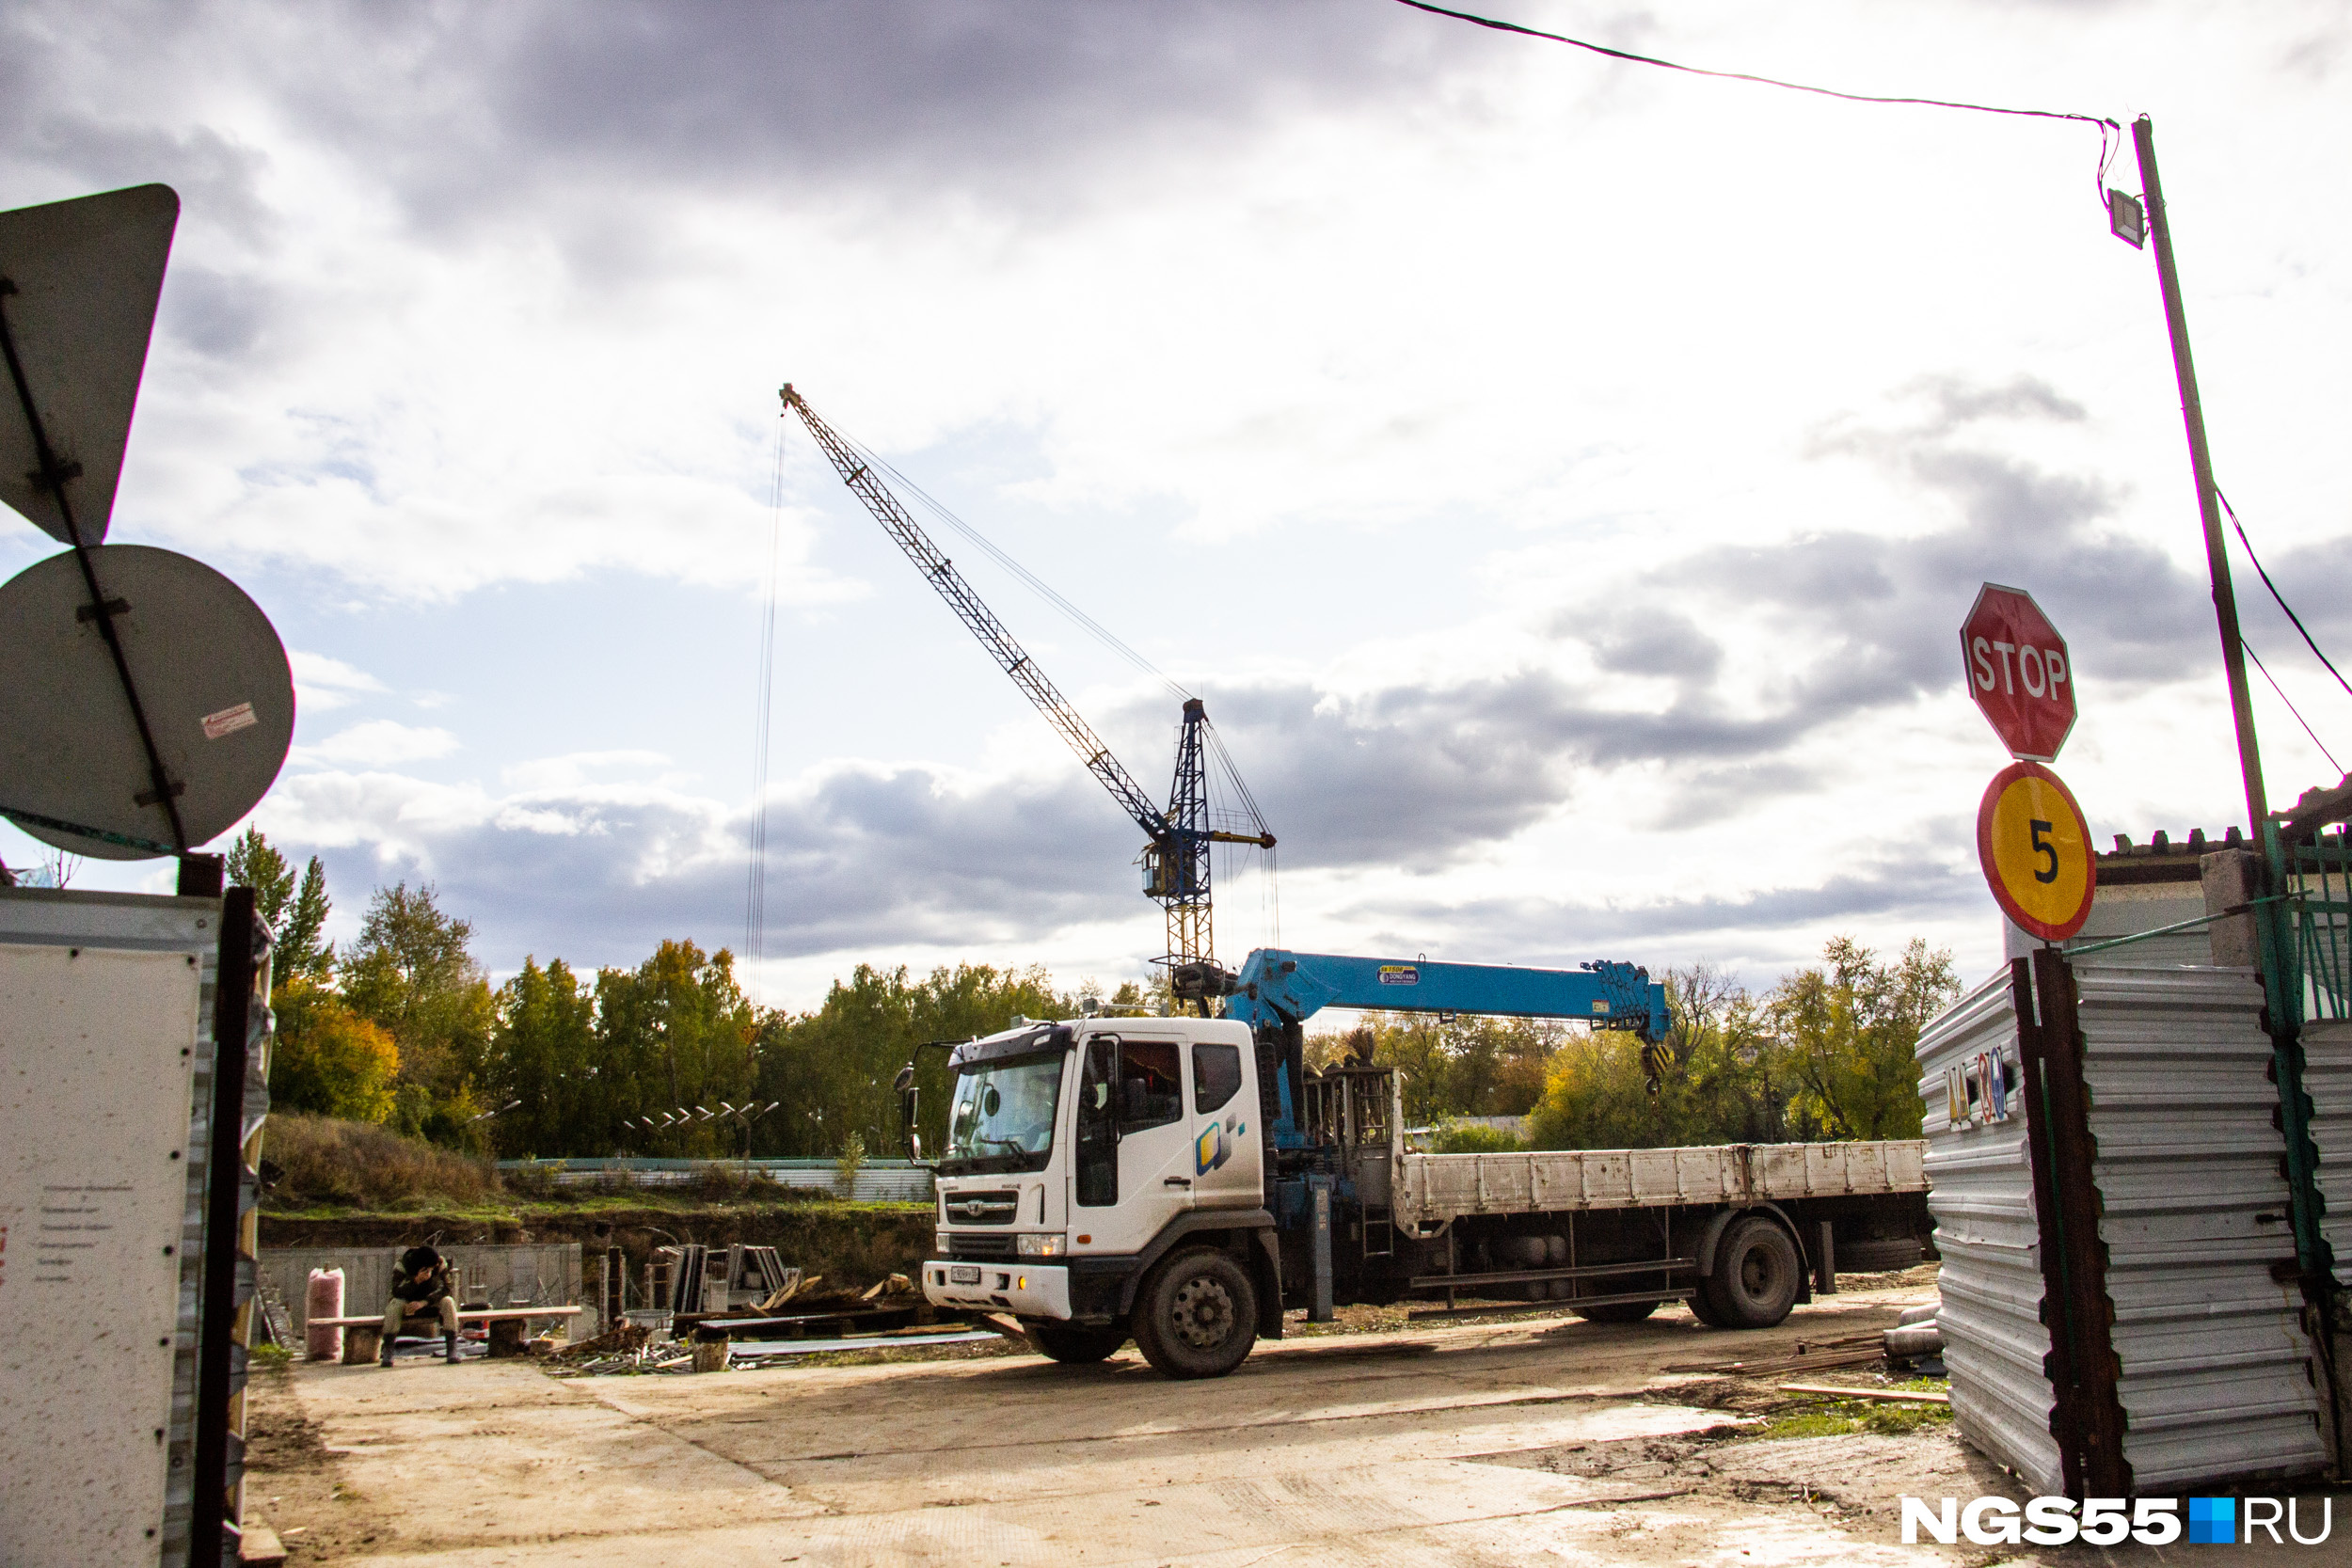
[919,1015,1283,1377]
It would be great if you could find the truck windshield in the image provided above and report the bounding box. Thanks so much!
[941,1052,1065,1175]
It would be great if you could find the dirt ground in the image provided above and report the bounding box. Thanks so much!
[243,1270,2345,1565]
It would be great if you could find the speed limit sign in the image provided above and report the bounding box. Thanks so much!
[1977,761,2097,942]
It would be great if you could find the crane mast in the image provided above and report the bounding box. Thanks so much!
[780,386,1271,1001]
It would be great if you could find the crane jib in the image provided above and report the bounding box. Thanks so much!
[781,385,1269,990]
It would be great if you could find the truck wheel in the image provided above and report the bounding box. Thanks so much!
[1685,1287,1727,1327]
[1132,1249,1258,1380]
[1025,1321,1128,1364]
[1571,1299,1660,1323]
[1701,1217,1801,1328]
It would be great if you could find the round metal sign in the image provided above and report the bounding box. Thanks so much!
[1976,760,2097,942]
[0,545,294,859]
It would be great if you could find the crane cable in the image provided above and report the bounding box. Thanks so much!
[744,419,787,1002]
[839,433,1274,841]
[843,436,1189,706]
[788,410,1280,946]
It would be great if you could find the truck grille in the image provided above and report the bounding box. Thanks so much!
[940,1190,1020,1226]
[944,1233,1017,1261]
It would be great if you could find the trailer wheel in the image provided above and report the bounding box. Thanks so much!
[1132,1249,1258,1380]
[1701,1217,1801,1328]
[1570,1299,1660,1323]
[1025,1321,1128,1364]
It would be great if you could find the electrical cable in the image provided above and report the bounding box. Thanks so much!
[2219,488,2352,705]
[1394,0,2115,127]
[1392,0,2120,204]
[2243,638,2343,776]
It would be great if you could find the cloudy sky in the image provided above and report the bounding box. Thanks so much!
[5,0,2348,1006]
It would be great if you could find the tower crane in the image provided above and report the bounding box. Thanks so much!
[779,386,1274,1007]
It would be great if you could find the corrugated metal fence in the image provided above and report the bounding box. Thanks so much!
[1918,961,2329,1495]
[2296,1020,2352,1290]
[1916,969,2062,1492]
[259,1245,589,1344]
[494,1157,933,1202]
[2075,965,2328,1490]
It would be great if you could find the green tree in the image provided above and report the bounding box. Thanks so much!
[342,882,495,1146]
[1770,937,1959,1140]
[755,963,1072,1160]
[485,957,600,1158]
[596,940,758,1157]
[225,827,332,982]
[1304,1013,1557,1125]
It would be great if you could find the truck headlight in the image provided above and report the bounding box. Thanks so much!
[1016,1233,1066,1258]
[934,1229,951,1253]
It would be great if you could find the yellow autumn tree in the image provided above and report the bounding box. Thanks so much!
[269,975,401,1124]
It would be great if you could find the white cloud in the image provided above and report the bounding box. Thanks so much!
[288,649,388,711]
[289,720,460,768]
[9,0,2348,1004]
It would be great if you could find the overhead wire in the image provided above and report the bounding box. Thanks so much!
[2219,488,2352,705]
[1392,0,2120,207]
[2244,638,2343,776]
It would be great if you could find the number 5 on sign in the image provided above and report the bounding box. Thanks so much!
[1977,761,2097,942]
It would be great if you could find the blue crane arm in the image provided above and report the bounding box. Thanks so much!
[1225,948,1668,1043]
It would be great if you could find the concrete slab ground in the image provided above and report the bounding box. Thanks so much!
[244,1279,2344,1566]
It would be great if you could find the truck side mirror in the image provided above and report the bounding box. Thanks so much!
[892,1062,921,1162]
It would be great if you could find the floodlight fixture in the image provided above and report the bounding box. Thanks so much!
[2107,187,2146,249]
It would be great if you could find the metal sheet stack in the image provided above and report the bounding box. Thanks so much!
[1916,961,2331,1494]
[2073,966,2328,1489]
[1916,968,2063,1493]
[2296,1019,2352,1288]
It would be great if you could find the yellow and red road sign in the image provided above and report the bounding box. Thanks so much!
[1977,760,2097,942]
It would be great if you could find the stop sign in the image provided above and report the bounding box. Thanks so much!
[1961,583,2074,762]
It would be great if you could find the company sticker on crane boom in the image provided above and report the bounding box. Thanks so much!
[1977,760,2096,942]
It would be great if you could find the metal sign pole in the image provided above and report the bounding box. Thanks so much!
[2009,951,2131,1498]
[191,889,262,1564]
[2133,115,2267,835]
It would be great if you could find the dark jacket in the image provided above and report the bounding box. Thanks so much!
[391,1245,452,1305]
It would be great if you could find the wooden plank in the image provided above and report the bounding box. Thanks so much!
[1779,1383,1949,1405]
[308,1307,581,1327]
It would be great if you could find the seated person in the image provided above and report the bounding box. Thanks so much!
[380,1244,462,1366]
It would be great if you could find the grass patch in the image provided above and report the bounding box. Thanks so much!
[249,1341,293,1370]
[264,1114,500,1212]
[1734,1378,1953,1442]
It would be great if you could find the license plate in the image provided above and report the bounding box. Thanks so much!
[948,1265,980,1285]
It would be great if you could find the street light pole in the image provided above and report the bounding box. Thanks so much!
[2132,114,2267,833]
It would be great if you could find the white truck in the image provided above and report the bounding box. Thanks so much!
[909,950,1931,1378]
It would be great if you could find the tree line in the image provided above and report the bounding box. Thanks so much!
[230,828,1958,1161]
